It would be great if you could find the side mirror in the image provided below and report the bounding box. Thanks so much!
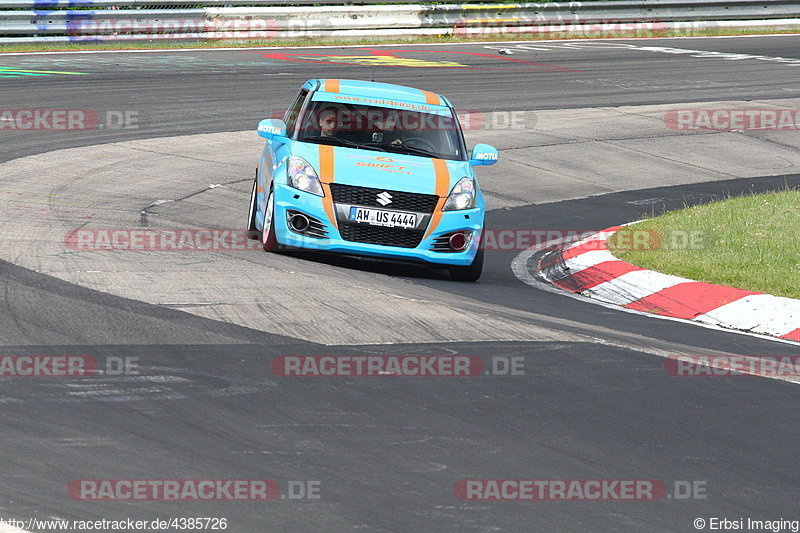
[258,118,287,140]
[469,144,498,166]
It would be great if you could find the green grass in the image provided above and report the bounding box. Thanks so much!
[2,26,799,54]
[609,189,800,299]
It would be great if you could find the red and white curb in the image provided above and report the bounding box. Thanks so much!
[522,226,800,343]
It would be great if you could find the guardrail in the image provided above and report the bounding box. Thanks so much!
[2,0,800,43]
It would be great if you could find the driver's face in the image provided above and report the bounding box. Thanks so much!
[319,112,338,136]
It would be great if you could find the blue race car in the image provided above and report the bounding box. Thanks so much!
[246,78,498,281]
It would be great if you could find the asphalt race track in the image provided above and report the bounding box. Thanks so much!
[1,36,799,532]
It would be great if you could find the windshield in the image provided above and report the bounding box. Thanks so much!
[297,100,465,161]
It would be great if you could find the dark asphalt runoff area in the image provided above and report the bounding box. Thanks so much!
[1,36,799,532]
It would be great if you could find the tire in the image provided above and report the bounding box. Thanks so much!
[262,184,279,252]
[449,246,484,282]
[246,172,260,240]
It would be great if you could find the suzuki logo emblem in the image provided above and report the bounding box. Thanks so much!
[377,191,393,206]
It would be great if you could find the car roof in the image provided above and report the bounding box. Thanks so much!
[306,78,451,108]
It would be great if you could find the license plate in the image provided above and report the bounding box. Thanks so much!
[349,207,417,229]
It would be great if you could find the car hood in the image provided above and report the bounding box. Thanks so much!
[291,142,471,196]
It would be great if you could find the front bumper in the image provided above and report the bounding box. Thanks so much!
[273,183,483,266]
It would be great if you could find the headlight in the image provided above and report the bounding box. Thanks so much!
[442,177,476,211]
[287,156,324,196]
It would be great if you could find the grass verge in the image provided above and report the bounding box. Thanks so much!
[609,189,800,299]
[1,26,799,54]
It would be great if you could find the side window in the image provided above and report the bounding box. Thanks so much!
[284,89,308,138]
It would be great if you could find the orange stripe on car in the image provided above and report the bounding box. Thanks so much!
[421,90,440,106]
[318,144,338,229]
[325,79,340,93]
[424,158,450,238]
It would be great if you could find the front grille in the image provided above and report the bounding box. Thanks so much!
[339,223,425,248]
[330,183,439,213]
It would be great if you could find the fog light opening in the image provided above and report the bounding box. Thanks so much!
[449,232,470,251]
[289,213,310,233]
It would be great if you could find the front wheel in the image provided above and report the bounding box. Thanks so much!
[449,247,484,282]
[262,185,279,252]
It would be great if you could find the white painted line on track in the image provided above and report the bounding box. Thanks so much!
[2,33,800,56]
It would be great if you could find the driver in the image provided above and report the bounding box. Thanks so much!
[317,107,340,138]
